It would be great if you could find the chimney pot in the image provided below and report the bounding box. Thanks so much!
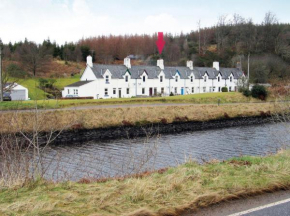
[186,60,193,70]
[124,57,131,69]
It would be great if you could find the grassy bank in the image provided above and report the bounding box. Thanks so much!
[1,150,290,216]
[0,102,280,133]
[0,92,259,111]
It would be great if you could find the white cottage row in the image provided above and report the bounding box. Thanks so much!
[62,56,245,99]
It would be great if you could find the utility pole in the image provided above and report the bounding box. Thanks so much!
[197,20,201,55]
[247,53,250,89]
[0,47,3,102]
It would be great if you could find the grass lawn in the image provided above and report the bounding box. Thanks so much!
[1,150,290,216]
[0,92,258,111]
[15,75,81,100]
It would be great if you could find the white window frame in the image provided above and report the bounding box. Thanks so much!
[191,76,193,82]
[203,87,206,92]
[175,76,178,82]
[113,88,116,94]
[160,76,163,82]
[104,88,108,96]
[142,88,145,94]
[161,87,164,94]
[143,76,146,82]
[126,88,130,94]
[204,76,207,82]
[218,76,220,82]
[174,87,177,94]
[125,75,129,82]
[191,87,194,93]
[229,86,232,92]
[67,89,70,94]
[230,76,233,82]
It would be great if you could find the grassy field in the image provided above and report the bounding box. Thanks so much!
[14,75,81,100]
[0,92,259,110]
[1,149,290,216]
[0,102,280,133]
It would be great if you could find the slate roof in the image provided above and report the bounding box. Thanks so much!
[66,81,93,87]
[88,63,243,80]
[219,68,244,79]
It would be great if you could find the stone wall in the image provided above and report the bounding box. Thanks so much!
[51,116,273,144]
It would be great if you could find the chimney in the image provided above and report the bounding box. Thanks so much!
[236,62,242,70]
[213,61,219,71]
[124,57,131,69]
[87,55,93,68]
[157,59,164,70]
[186,60,193,70]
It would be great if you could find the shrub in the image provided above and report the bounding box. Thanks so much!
[242,89,251,97]
[221,87,228,92]
[251,85,268,100]
[170,92,174,96]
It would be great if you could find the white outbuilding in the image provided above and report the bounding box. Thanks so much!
[5,83,29,101]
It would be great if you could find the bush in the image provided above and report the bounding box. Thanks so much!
[242,89,251,97]
[170,92,174,96]
[251,85,268,100]
[221,87,228,92]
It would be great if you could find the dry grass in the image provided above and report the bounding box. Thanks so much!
[0,103,283,133]
[1,150,290,216]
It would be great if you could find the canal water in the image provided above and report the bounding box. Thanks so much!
[41,122,290,181]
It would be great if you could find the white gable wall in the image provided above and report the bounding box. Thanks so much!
[81,66,97,81]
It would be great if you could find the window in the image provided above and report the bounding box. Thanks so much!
[230,77,233,82]
[160,76,163,82]
[104,88,108,96]
[204,76,207,82]
[143,76,146,82]
[218,77,220,82]
[174,87,177,94]
[203,87,206,92]
[67,89,70,94]
[213,87,216,92]
[127,88,130,94]
[209,87,212,92]
[125,75,128,82]
[142,88,145,94]
[73,89,78,95]
[105,75,109,83]
[191,87,194,93]
[113,88,116,94]
[175,76,178,82]
[161,87,164,94]
[218,87,221,92]
[191,76,193,82]
[229,87,232,92]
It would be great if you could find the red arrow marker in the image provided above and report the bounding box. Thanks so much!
[156,32,165,54]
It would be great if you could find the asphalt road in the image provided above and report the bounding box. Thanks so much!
[183,190,290,216]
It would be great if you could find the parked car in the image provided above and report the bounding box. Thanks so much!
[3,92,11,101]
[65,94,78,98]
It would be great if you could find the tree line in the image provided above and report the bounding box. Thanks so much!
[1,12,290,83]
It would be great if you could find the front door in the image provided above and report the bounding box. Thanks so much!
[118,88,122,98]
[149,88,153,96]
[154,88,157,96]
[181,88,184,95]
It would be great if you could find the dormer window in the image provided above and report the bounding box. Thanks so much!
[160,76,163,82]
[125,75,128,82]
[143,76,146,82]
[175,76,178,82]
[191,76,193,82]
[218,77,220,82]
[105,75,109,84]
[204,76,207,82]
[230,77,233,82]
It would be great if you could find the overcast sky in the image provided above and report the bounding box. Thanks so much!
[1,0,289,44]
